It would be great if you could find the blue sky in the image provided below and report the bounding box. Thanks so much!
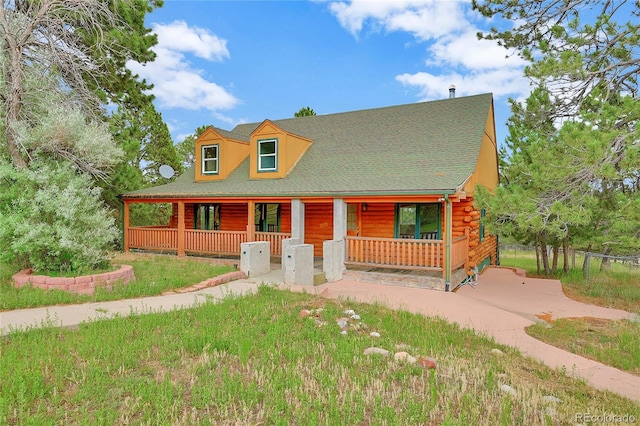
[128,0,531,148]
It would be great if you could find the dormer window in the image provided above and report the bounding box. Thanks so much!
[258,138,277,171]
[202,144,219,174]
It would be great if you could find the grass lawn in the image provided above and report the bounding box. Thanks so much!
[0,253,236,311]
[526,317,640,375]
[2,286,638,425]
[498,251,640,313]
[500,251,640,378]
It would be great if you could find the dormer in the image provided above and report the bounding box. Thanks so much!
[249,120,313,179]
[195,127,250,182]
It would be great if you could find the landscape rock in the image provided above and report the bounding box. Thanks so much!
[363,347,390,357]
[343,309,355,315]
[417,356,437,369]
[336,318,349,328]
[351,314,361,320]
[500,384,516,395]
[370,331,381,338]
[340,330,347,336]
[542,395,562,404]
[394,352,417,364]
[490,348,504,356]
[299,309,312,318]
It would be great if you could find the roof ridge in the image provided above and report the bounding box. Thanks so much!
[232,93,493,134]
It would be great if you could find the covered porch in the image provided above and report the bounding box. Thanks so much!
[121,197,471,290]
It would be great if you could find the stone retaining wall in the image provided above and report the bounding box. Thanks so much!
[12,265,135,295]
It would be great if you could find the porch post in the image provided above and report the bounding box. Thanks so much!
[444,195,452,291]
[333,198,347,240]
[247,200,255,242]
[123,199,130,252]
[177,200,185,257]
[291,199,305,242]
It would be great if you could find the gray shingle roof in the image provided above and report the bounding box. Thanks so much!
[213,128,249,142]
[122,93,493,199]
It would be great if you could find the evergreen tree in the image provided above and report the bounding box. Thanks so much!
[474,0,640,271]
[295,106,316,117]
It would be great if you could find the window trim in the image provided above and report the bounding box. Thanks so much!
[394,203,441,240]
[201,144,219,175]
[257,138,278,172]
[479,208,486,242]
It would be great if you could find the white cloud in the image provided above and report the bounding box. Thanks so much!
[329,0,531,101]
[153,21,230,61]
[329,0,466,40]
[428,30,526,70]
[396,68,531,100]
[127,20,239,112]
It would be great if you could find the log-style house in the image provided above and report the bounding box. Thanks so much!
[120,93,499,290]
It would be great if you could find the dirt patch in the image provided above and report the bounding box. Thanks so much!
[535,312,554,323]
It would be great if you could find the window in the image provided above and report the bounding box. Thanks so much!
[479,208,486,242]
[258,139,277,171]
[255,203,280,232]
[395,204,440,239]
[202,144,219,174]
[347,204,358,233]
[194,204,220,230]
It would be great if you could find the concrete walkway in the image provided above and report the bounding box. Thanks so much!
[1,267,638,402]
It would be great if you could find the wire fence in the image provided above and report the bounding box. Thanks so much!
[498,244,640,281]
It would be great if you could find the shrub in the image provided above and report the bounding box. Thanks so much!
[0,161,119,274]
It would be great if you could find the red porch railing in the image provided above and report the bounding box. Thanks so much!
[128,227,178,251]
[255,232,292,256]
[184,230,248,255]
[127,227,288,257]
[451,235,469,270]
[345,236,444,271]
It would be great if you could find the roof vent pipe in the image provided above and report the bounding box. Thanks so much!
[449,84,456,99]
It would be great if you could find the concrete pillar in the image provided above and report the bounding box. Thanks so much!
[333,198,347,241]
[281,238,301,268]
[283,244,314,286]
[240,241,271,277]
[323,239,345,282]
[291,199,305,242]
